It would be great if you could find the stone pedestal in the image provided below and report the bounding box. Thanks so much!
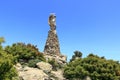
[44,30,60,55]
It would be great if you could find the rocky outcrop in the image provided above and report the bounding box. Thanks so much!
[15,62,66,80]
[44,53,67,66]
[36,62,52,73]
[15,63,48,80]
[19,67,48,80]
[51,70,65,80]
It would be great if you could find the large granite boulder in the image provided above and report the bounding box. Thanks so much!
[18,66,48,80]
[36,61,52,73]
[51,70,65,80]
[83,76,91,80]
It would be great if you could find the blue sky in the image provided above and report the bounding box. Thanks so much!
[0,0,120,61]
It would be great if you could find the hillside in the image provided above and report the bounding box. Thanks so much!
[0,37,120,80]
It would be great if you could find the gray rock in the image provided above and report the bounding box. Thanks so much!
[19,67,48,80]
[14,63,23,71]
[36,61,52,73]
[51,70,65,80]
[44,54,67,66]
[83,76,91,80]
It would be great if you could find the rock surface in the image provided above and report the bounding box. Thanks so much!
[51,70,65,80]
[15,62,66,80]
[36,61,52,73]
[19,67,48,80]
[44,53,67,67]
[15,63,48,80]
[83,76,91,80]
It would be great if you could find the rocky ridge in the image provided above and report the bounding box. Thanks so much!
[15,60,66,80]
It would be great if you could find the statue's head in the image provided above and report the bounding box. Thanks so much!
[49,13,56,22]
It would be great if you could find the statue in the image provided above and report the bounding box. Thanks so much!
[48,13,56,31]
[44,13,60,55]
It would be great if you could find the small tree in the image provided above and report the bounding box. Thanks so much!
[0,37,5,44]
[70,51,82,62]
[0,37,5,50]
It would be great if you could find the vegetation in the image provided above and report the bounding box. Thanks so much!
[70,51,82,62]
[0,37,18,80]
[48,59,62,71]
[0,37,46,79]
[64,51,120,80]
[1,36,120,80]
[5,43,46,66]
[28,59,41,67]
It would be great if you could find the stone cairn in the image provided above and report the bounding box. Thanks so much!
[44,13,60,56]
[44,13,67,65]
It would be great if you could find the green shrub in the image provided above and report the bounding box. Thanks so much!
[5,43,46,64]
[64,52,120,80]
[28,59,41,67]
[48,59,62,71]
[0,38,18,80]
